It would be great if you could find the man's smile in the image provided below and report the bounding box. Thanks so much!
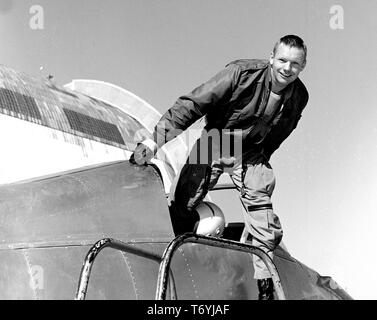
[279,72,292,79]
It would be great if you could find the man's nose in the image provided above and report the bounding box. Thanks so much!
[283,62,292,72]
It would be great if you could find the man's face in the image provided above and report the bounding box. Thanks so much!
[270,43,306,90]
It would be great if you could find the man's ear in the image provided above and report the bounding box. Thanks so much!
[269,51,274,65]
[300,59,307,71]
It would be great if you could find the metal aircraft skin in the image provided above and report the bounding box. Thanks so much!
[0,64,351,300]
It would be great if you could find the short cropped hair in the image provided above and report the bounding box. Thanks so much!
[273,35,307,62]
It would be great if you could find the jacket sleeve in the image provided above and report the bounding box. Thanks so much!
[153,64,241,148]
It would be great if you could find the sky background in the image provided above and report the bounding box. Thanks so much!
[1,0,377,299]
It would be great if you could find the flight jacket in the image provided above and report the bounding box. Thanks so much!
[153,59,309,160]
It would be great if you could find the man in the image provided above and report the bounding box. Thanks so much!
[131,35,308,300]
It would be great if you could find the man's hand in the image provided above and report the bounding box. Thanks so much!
[129,139,158,165]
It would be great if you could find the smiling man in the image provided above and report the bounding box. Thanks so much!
[270,38,307,92]
[131,35,308,300]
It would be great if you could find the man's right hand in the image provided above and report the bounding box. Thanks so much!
[129,140,157,165]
